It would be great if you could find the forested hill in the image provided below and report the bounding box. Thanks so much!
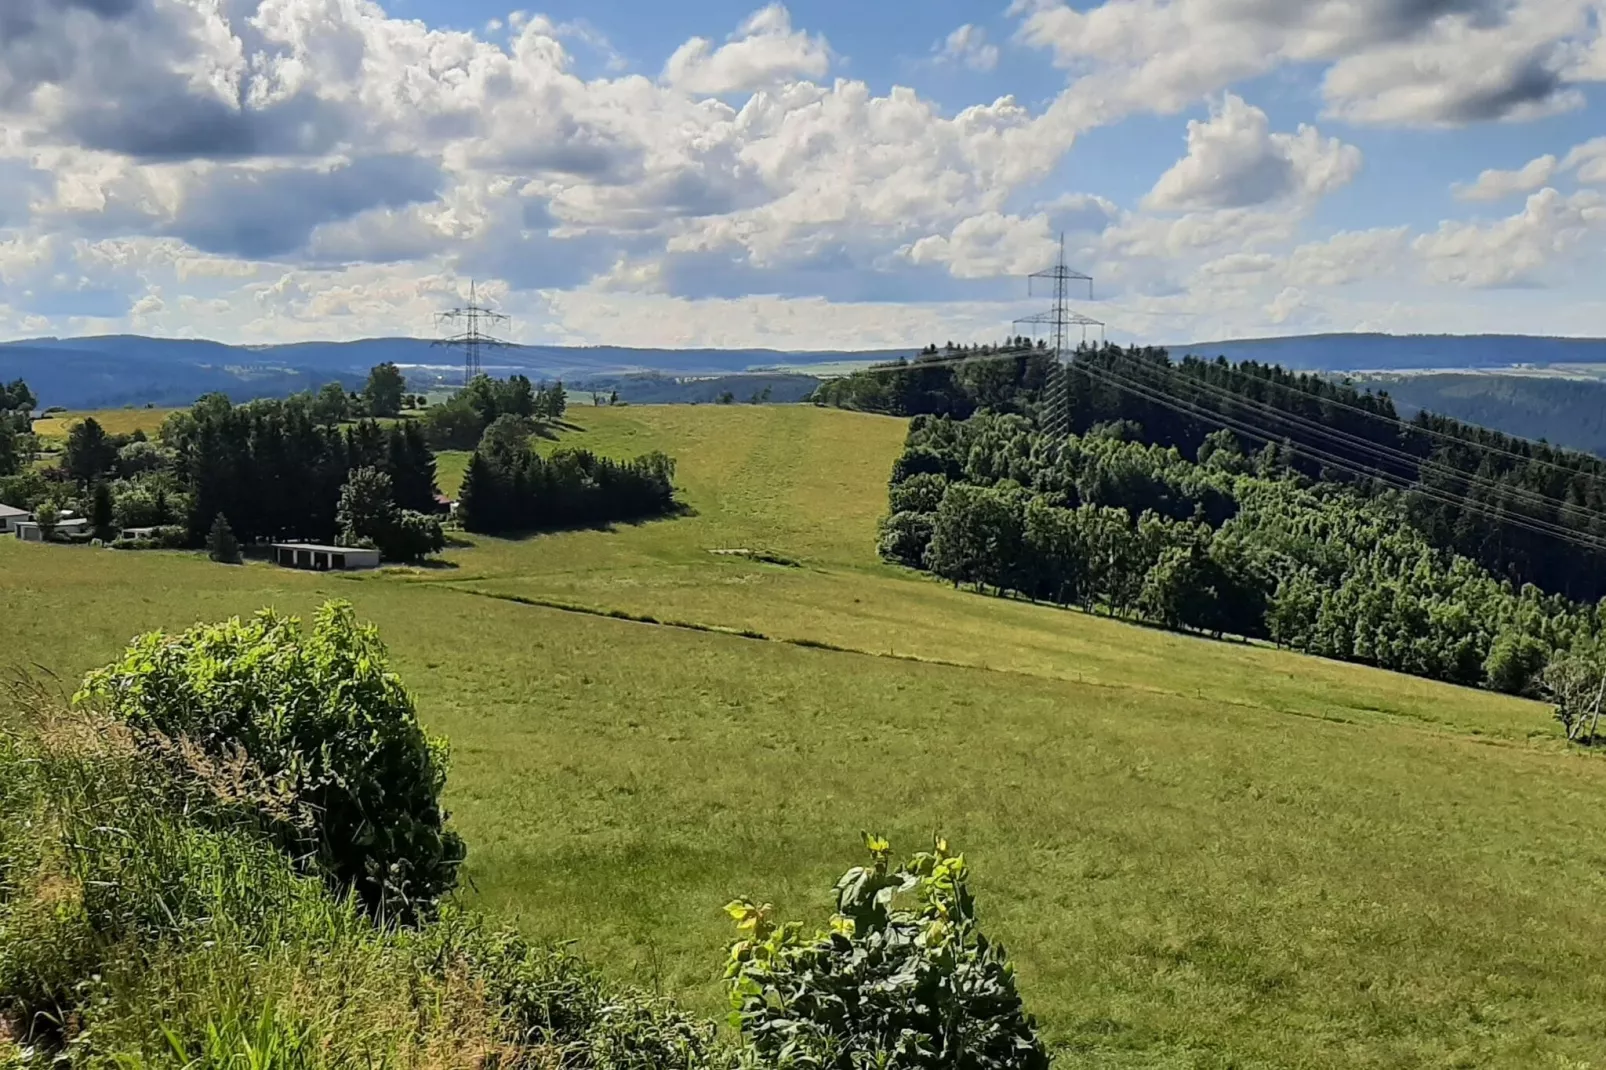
[814,343,1606,603]
[1354,373,1606,458]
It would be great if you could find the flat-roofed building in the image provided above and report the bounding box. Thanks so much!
[270,542,381,571]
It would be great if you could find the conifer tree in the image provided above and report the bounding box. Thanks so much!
[455,451,498,533]
[386,421,439,514]
[90,480,115,541]
[207,512,241,564]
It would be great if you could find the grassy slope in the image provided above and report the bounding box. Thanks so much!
[3,404,1605,1067]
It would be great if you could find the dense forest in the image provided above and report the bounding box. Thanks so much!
[880,412,1598,697]
[820,343,1606,603]
[1356,372,1606,458]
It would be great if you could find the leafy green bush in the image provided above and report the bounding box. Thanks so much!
[390,509,446,562]
[877,510,935,568]
[725,835,1049,1070]
[1485,631,1549,696]
[75,601,464,919]
[337,466,445,563]
[110,524,191,551]
[888,472,948,515]
[0,675,728,1068]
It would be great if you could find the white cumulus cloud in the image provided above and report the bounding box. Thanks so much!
[663,4,831,96]
[1413,187,1606,286]
[1014,0,1605,129]
[937,25,1001,72]
[1454,155,1560,201]
[1143,95,1361,211]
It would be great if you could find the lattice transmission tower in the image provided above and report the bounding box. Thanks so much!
[1013,235,1104,440]
[433,280,512,387]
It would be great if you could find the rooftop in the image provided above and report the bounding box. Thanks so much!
[0,504,28,518]
[271,542,379,553]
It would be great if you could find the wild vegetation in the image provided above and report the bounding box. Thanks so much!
[458,441,678,535]
[417,374,569,451]
[6,404,1606,1065]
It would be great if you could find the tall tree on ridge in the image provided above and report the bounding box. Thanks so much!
[363,363,407,418]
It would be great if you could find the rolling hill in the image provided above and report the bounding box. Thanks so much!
[9,330,1606,411]
[1354,371,1606,456]
[3,404,1605,1065]
[0,334,903,409]
[1170,331,1606,371]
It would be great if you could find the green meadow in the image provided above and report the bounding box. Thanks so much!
[4,403,1605,1067]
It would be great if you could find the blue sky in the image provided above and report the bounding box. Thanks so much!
[0,0,1602,348]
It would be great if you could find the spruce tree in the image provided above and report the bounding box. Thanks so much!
[386,421,439,514]
[455,451,498,533]
[207,512,241,564]
[90,480,115,541]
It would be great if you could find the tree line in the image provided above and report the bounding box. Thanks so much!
[820,342,1606,602]
[882,412,1606,699]
[0,379,37,481]
[457,417,677,534]
[0,368,668,561]
[0,371,447,562]
[416,373,568,450]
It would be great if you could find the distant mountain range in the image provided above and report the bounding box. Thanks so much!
[5,331,1606,410]
[1168,333,1606,372]
[0,335,906,409]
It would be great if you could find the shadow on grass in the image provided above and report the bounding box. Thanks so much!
[407,557,461,571]
[531,418,588,441]
[465,502,698,543]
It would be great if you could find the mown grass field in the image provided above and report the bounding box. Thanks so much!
[4,404,1606,1067]
[31,407,180,441]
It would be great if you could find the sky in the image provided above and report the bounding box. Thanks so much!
[0,0,1603,350]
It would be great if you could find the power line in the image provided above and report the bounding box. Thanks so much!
[794,339,1606,551]
[1066,356,1606,556]
[1092,348,1606,533]
[697,344,1606,522]
[822,343,1606,521]
[1177,355,1606,487]
[1013,235,1103,440]
[433,280,512,387]
[1072,359,1606,554]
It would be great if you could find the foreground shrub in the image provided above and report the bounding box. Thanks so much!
[74,600,464,919]
[725,834,1049,1070]
[0,699,723,1067]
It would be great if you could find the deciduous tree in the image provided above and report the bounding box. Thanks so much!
[363,363,407,418]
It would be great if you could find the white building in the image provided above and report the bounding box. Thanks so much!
[270,542,382,571]
[14,517,90,542]
[0,504,29,535]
